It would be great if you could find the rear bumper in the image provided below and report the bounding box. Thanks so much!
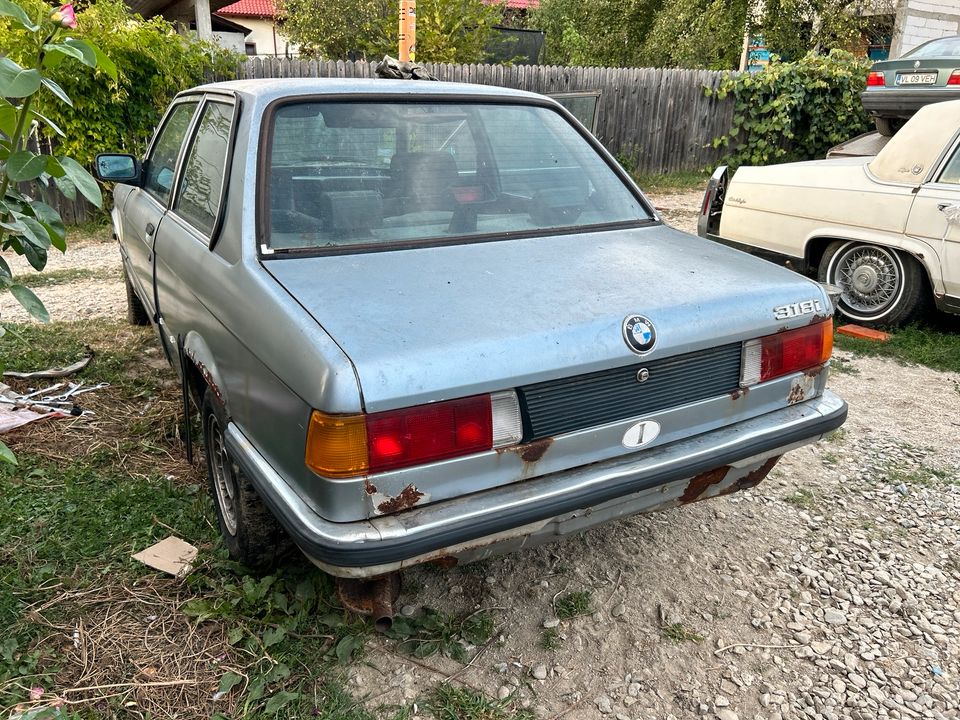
[227,390,847,577]
[861,88,960,118]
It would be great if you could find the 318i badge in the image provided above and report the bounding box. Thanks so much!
[622,315,656,354]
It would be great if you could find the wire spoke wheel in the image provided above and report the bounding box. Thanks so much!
[207,414,239,536]
[832,245,901,315]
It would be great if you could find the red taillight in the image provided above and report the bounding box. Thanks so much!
[866,71,886,87]
[741,321,833,385]
[948,70,960,86]
[366,395,493,473]
[700,186,714,216]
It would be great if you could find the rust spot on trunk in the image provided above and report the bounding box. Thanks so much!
[680,466,730,503]
[364,478,378,495]
[808,313,829,326]
[730,387,749,400]
[509,437,554,463]
[376,484,424,514]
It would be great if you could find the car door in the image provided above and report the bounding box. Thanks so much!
[906,137,960,299]
[152,95,237,360]
[118,100,200,323]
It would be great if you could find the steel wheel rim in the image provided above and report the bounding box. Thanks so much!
[208,414,239,535]
[832,245,901,315]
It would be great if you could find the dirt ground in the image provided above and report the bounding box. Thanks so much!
[4,194,959,720]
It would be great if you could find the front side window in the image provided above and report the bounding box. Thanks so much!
[145,102,198,204]
[939,142,960,185]
[176,101,234,236]
[265,101,650,251]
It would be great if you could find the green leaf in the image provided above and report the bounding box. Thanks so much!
[261,625,285,648]
[20,238,47,271]
[9,284,49,322]
[62,38,99,70]
[13,213,52,249]
[43,42,87,64]
[0,255,10,281]
[263,690,299,715]
[0,0,39,31]
[89,41,118,81]
[5,151,47,182]
[30,200,66,252]
[57,156,102,207]
[44,155,65,178]
[216,671,243,696]
[0,440,16,465]
[0,104,16,139]
[0,58,41,99]
[40,77,72,107]
[53,174,76,201]
[334,634,362,664]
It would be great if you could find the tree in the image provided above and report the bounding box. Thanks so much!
[0,0,112,463]
[277,0,503,63]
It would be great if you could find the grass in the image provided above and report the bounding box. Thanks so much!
[783,488,816,508]
[553,590,592,620]
[660,623,703,644]
[834,319,960,374]
[885,466,959,488]
[0,320,520,719]
[539,628,561,650]
[12,267,120,288]
[424,684,535,720]
[631,168,712,194]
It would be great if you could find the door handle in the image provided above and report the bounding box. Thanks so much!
[145,222,155,237]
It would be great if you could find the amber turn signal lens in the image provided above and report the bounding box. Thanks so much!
[305,411,369,478]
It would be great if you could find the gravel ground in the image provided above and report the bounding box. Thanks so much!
[5,194,959,720]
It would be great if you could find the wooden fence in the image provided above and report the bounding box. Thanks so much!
[53,60,735,224]
[238,58,736,175]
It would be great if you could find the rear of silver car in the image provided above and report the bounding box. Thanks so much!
[225,86,847,578]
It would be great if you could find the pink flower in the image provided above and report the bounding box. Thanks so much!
[51,3,77,28]
[29,687,44,701]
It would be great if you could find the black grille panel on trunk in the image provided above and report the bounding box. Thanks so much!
[518,343,743,439]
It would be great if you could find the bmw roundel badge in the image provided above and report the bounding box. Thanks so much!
[622,315,656,354]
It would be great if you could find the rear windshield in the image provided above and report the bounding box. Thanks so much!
[903,37,960,59]
[264,101,650,251]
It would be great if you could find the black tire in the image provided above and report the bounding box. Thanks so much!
[818,241,929,328]
[202,389,291,570]
[124,268,150,326]
[874,117,897,137]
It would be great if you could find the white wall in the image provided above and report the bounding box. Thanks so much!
[891,0,960,57]
[213,30,246,54]
[221,16,299,56]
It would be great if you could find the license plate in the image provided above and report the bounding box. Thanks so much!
[896,72,937,85]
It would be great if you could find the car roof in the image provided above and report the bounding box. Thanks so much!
[186,77,550,104]
[869,99,960,184]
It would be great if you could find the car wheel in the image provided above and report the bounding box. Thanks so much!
[874,117,897,137]
[819,241,929,327]
[124,269,150,326]
[202,389,291,570]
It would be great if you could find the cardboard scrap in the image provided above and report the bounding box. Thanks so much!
[132,536,198,578]
[0,406,65,433]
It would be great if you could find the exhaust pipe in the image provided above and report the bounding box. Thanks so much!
[335,573,401,632]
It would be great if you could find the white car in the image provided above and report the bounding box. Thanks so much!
[699,100,960,327]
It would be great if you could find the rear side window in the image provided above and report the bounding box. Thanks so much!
[264,101,650,252]
[176,101,234,236]
[145,102,198,204]
[939,143,960,185]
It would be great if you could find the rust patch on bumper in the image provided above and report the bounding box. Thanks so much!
[730,387,749,400]
[803,363,826,378]
[679,466,730,503]
[787,382,806,404]
[714,456,781,498]
[364,478,378,495]
[376,484,424,514]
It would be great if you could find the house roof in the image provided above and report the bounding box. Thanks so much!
[215,0,537,17]
[216,0,276,19]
